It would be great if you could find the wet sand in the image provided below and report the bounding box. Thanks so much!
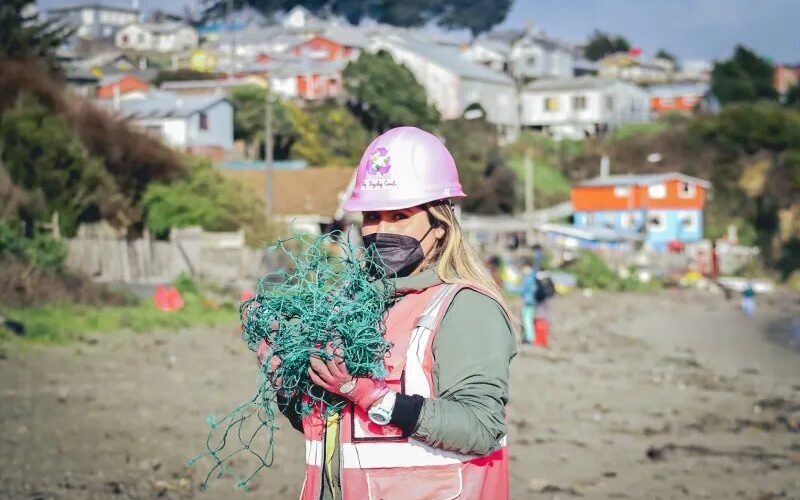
[1,289,798,499]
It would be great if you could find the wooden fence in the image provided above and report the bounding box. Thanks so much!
[65,223,268,286]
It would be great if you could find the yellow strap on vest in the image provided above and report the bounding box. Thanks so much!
[324,413,340,500]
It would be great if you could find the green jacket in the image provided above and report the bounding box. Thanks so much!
[284,268,516,499]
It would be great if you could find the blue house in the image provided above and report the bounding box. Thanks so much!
[571,172,711,251]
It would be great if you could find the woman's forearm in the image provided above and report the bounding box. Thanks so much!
[412,395,507,455]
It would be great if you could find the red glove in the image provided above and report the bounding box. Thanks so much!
[308,341,388,411]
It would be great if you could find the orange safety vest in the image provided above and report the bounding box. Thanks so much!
[299,283,510,500]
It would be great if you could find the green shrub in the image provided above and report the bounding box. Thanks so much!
[0,221,26,256]
[25,233,67,270]
[569,251,619,290]
[142,159,281,246]
[174,272,199,296]
[0,221,67,270]
[567,251,659,292]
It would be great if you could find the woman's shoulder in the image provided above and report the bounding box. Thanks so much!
[434,286,516,354]
[441,286,513,333]
[448,285,505,313]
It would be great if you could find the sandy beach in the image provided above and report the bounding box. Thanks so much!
[1,288,798,499]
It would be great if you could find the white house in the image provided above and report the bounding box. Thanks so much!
[95,90,233,158]
[507,31,576,80]
[115,22,198,53]
[521,77,650,139]
[463,28,578,80]
[598,53,675,84]
[461,38,510,73]
[370,32,519,139]
[47,2,139,40]
[282,5,318,29]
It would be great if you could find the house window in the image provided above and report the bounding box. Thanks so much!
[544,96,560,112]
[678,211,697,232]
[646,212,666,232]
[572,95,587,111]
[648,183,666,199]
[605,96,615,111]
[137,33,145,44]
[526,56,536,66]
[199,112,209,131]
[678,181,696,198]
[603,213,616,228]
[584,213,595,226]
[613,186,631,197]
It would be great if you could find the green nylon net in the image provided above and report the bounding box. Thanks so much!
[189,231,394,490]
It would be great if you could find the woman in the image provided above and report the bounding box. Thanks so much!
[262,127,516,499]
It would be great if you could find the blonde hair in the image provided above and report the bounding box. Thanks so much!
[425,203,510,312]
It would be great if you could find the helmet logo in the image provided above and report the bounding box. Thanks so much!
[368,147,391,176]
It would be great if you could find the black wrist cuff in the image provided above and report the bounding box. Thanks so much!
[390,394,425,437]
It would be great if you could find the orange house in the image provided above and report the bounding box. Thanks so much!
[96,74,150,99]
[291,35,352,61]
[647,83,708,115]
[571,172,711,250]
[774,64,800,95]
[297,71,343,99]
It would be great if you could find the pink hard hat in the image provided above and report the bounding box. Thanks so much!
[343,126,466,212]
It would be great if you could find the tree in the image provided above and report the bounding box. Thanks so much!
[710,45,778,105]
[228,84,294,159]
[202,0,512,36]
[287,101,328,166]
[308,100,370,166]
[785,84,800,109]
[583,30,630,61]
[344,50,440,132]
[142,160,277,245]
[0,93,110,236]
[655,49,676,62]
[0,0,73,65]
[439,118,516,214]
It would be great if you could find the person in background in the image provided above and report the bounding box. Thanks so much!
[532,243,544,269]
[742,282,756,317]
[507,256,538,345]
[530,244,553,348]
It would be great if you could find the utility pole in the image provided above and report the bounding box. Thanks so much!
[524,151,535,215]
[226,0,235,78]
[523,150,536,246]
[264,83,274,217]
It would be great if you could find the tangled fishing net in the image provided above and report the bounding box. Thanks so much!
[189,231,393,490]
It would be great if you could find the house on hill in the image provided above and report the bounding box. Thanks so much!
[521,77,650,139]
[370,32,519,139]
[571,172,711,251]
[95,90,233,160]
[464,28,578,80]
[115,22,198,53]
[47,2,139,41]
[96,73,150,99]
[647,82,708,115]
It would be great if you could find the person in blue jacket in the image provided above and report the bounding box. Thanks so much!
[507,256,539,344]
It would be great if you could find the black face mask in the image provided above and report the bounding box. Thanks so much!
[363,226,435,278]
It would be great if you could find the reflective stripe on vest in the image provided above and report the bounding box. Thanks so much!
[305,436,509,468]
